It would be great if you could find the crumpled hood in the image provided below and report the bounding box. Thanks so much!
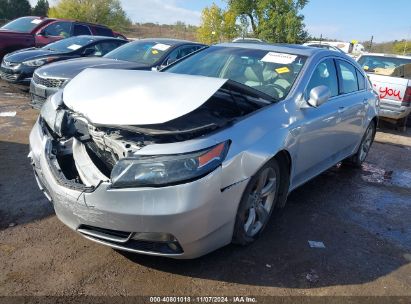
[36,57,147,79]
[63,69,228,125]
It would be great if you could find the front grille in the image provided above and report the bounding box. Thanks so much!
[30,94,47,109]
[33,73,66,88]
[0,70,19,81]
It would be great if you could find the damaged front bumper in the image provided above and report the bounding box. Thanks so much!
[28,118,247,259]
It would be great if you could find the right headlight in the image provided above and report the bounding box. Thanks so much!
[40,90,64,135]
[23,57,58,67]
[110,141,230,188]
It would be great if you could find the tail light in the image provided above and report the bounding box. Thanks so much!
[403,86,411,104]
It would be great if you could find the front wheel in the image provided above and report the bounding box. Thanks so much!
[232,160,280,245]
[344,121,376,167]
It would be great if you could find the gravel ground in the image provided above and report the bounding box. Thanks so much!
[0,80,410,301]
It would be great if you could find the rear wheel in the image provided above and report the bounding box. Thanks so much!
[233,160,280,245]
[396,116,408,132]
[343,121,376,167]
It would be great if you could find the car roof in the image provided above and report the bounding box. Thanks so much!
[132,38,204,46]
[216,42,326,57]
[30,17,111,29]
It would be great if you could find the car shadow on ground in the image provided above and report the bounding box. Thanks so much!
[119,159,411,288]
[0,141,53,230]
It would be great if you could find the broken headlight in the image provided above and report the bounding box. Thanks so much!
[40,90,64,133]
[110,141,230,188]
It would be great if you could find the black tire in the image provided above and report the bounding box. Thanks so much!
[396,117,408,132]
[232,159,281,245]
[343,121,376,167]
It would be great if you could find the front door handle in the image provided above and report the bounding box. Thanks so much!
[363,98,368,104]
[338,106,346,113]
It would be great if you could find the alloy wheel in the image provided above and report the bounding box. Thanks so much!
[243,167,277,237]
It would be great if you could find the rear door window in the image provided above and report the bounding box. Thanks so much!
[306,59,339,97]
[94,27,114,37]
[43,22,72,38]
[337,60,359,94]
[165,45,201,65]
[356,69,366,90]
[73,24,92,36]
[93,41,125,56]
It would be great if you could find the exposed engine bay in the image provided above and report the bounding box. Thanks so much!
[41,80,273,188]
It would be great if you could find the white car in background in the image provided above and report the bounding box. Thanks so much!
[303,42,345,53]
[357,53,411,130]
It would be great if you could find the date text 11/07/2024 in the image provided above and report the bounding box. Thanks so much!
[149,296,257,303]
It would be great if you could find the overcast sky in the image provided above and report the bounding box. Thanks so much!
[29,0,411,42]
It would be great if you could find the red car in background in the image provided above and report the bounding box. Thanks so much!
[0,16,126,59]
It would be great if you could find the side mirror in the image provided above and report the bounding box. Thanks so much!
[82,48,95,56]
[166,58,176,65]
[37,30,47,36]
[307,85,331,107]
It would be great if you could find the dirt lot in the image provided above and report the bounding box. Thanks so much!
[0,80,410,301]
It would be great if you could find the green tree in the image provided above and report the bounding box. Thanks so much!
[32,0,49,17]
[222,9,238,41]
[174,21,186,32]
[197,4,239,44]
[393,40,411,55]
[228,0,308,43]
[49,0,131,32]
[197,4,223,44]
[0,0,9,19]
[2,0,31,19]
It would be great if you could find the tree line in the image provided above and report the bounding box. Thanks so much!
[197,0,309,44]
[0,0,131,33]
[0,0,49,20]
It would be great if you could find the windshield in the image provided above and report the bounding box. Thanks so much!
[1,17,43,33]
[104,41,173,65]
[43,36,94,52]
[358,55,411,75]
[165,46,307,100]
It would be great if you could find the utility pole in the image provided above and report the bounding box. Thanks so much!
[403,27,411,55]
[319,34,322,45]
[369,35,373,52]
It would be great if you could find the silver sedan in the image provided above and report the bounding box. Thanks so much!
[29,43,379,259]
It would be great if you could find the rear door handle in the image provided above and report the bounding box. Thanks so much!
[338,106,346,113]
[363,98,368,104]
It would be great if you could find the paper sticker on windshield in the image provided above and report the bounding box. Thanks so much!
[31,19,42,24]
[275,67,290,74]
[261,52,297,64]
[67,44,82,51]
[152,43,171,51]
[152,49,159,55]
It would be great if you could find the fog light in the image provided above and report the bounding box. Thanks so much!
[132,232,176,242]
[167,243,178,251]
